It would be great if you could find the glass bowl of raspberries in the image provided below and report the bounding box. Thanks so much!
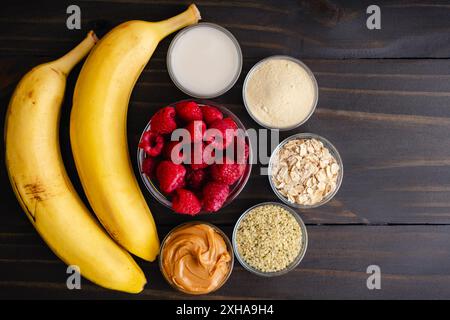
[137,100,252,216]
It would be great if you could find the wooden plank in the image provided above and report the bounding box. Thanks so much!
[0,225,450,299]
[2,1,450,58]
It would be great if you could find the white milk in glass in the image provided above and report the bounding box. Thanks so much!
[169,24,241,97]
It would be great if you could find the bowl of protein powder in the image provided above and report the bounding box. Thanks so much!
[243,56,318,130]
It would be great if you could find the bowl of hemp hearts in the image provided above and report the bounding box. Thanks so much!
[232,202,308,276]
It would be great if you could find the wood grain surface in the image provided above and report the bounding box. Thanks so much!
[1,0,450,299]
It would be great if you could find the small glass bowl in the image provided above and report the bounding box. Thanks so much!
[159,221,234,295]
[167,22,243,99]
[242,55,318,131]
[268,133,343,209]
[137,100,252,214]
[232,202,308,277]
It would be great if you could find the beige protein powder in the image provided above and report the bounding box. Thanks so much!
[244,58,317,129]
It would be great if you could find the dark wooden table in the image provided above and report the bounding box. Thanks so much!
[2,0,450,299]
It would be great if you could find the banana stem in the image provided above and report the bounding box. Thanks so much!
[53,31,98,75]
[155,4,201,39]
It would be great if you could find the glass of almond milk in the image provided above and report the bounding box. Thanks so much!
[167,23,242,99]
[243,55,318,130]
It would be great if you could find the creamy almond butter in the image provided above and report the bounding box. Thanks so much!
[161,223,231,294]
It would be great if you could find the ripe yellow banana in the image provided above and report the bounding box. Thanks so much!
[70,5,201,261]
[5,32,146,293]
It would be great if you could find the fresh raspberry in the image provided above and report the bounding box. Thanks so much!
[163,140,186,163]
[201,105,223,125]
[141,157,159,180]
[186,168,208,190]
[205,118,238,150]
[150,106,177,135]
[210,161,246,185]
[139,131,164,157]
[190,143,209,170]
[223,118,238,129]
[202,143,217,165]
[234,137,250,164]
[156,160,186,194]
[172,189,202,215]
[175,101,202,122]
[185,120,206,144]
[202,182,229,212]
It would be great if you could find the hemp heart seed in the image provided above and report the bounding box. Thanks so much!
[235,204,302,273]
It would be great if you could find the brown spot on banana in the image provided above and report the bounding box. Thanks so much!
[50,67,66,77]
[24,181,47,201]
[11,178,35,222]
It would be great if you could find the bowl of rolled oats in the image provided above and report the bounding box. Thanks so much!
[233,202,308,277]
[268,133,343,209]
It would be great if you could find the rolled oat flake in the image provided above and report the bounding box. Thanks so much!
[272,138,340,206]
